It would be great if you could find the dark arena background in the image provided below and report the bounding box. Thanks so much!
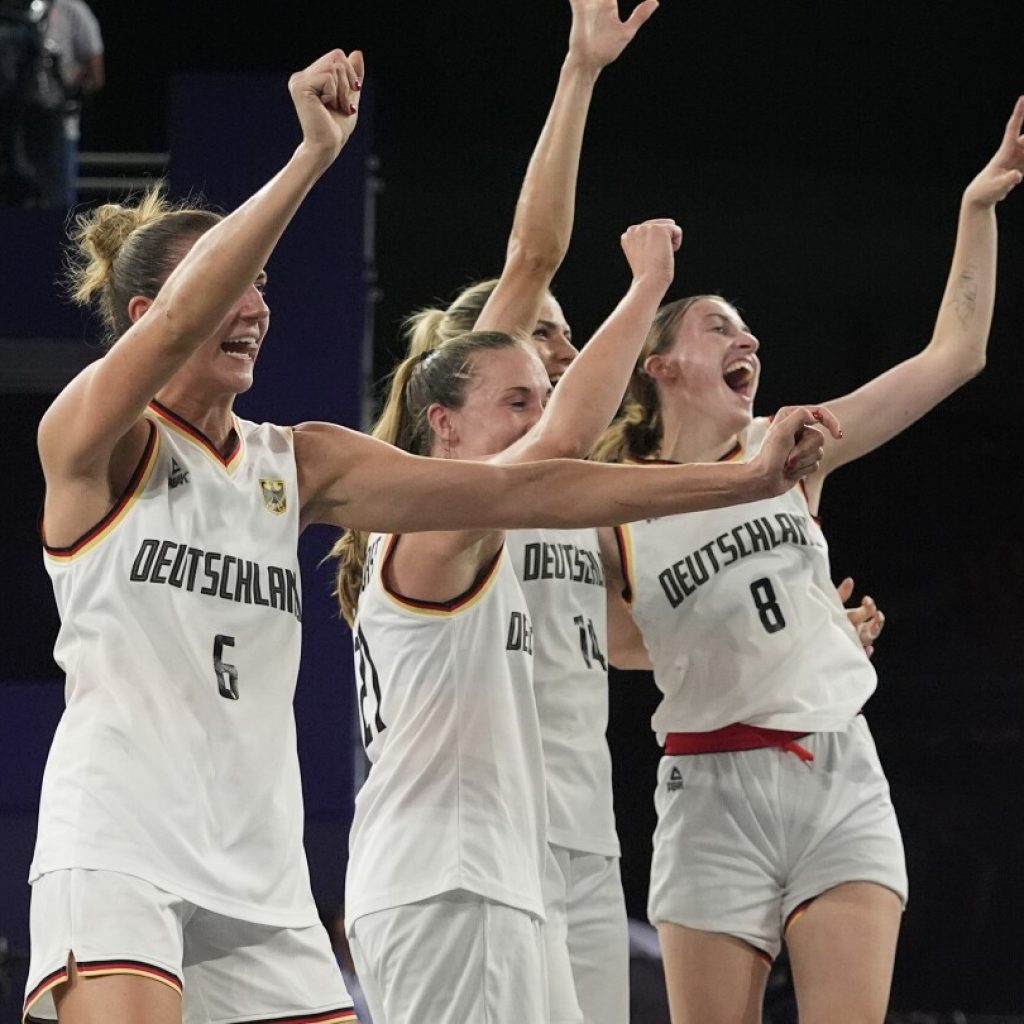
[1,1,1022,1020]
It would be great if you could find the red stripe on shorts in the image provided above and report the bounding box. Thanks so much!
[665,722,814,762]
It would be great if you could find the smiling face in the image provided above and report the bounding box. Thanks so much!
[127,232,272,407]
[530,293,577,384]
[189,270,271,396]
[143,235,271,403]
[429,343,551,459]
[645,296,761,437]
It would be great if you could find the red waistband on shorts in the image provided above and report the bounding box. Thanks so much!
[664,723,814,762]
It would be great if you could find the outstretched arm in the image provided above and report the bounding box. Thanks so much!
[475,0,659,336]
[511,218,681,461]
[296,405,834,533]
[808,97,1024,500]
[303,403,831,604]
[39,50,363,489]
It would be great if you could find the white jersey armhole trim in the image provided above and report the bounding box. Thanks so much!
[378,535,509,619]
[42,420,161,564]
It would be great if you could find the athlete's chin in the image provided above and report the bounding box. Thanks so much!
[219,371,256,396]
[723,397,754,432]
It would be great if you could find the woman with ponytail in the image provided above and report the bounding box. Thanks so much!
[333,212,839,1022]
[591,102,1024,1024]
[23,42,817,1024]
[359,3,885,1016]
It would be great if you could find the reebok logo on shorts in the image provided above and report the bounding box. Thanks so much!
[667,766,684,792]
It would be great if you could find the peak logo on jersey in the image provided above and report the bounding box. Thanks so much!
[168,458,190,489]
[667,766,684,792]
[259,478,287,515]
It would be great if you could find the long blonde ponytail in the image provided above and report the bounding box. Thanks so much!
[330,330,524,624]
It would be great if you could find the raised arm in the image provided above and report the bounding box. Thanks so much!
[349,219,675,602]
[509,218,681,461]
[807,97,1024,501]
[38,50,362,493]
[475,0,658,336]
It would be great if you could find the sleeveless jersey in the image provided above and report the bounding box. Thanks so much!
[31,402,317,927]
[617,418,875,737]
[345,534,547,926]
[506,528,619,857]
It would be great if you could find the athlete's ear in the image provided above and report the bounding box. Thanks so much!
[127,295,155,324]
[643,353,676,382]
[426,402,458,452]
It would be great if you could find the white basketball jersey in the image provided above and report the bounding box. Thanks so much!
[345,535,547,927]
[506,529,619,857]
[619,418,876,737]
[32,402,318,927]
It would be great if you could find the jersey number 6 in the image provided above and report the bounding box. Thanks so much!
[213,634,239,700]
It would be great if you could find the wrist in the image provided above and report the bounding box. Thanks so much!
[738,459,773,501]
[630,272,673,299]
[961,190,994,212]
[560,54,602,85]
[960,176,1003,212]
[293,140,338,177]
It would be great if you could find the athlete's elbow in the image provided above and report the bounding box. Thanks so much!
[964,351,987,380]
[504,235,563,279]
[949,351,987,389]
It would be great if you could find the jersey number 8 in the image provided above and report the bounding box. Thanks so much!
[750,577,786,634]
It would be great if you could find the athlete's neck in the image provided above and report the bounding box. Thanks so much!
[153,389,237,456]
[658,406,744,465]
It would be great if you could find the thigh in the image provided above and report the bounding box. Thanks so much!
[563,851,628,1024]
[786,881,902,1024]
[658,921,770,1024]
[53,957,183,1024]
[349,893,547,1024]
[25,869,185,1024]
[181,912,353,1024]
